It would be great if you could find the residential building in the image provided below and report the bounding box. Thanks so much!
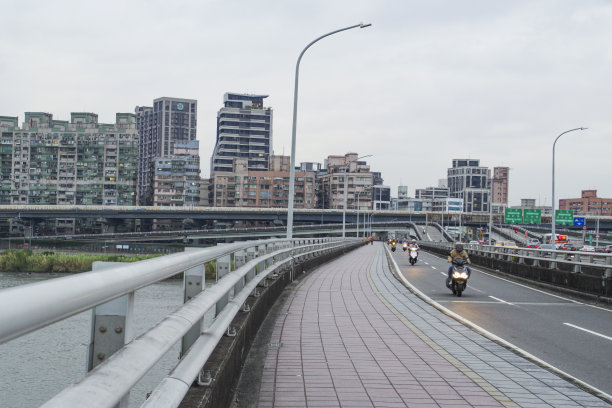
[559,190,612,216]
[152,140,200,207]
[447,159,489,213]
[431,197,464,212]
[136,97,198,206]
[318,153,374,210]
[0,111,139,234]
[373,185,391,210]
[210,93,272,174]
[491,166,509,204]
[415,186,449,200]
[212,156,315,209]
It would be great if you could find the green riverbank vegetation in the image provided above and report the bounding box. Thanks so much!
[0,250,164,274]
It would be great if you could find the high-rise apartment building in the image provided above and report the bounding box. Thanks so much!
[0,112,139,235]
[319,153,373,210]
[491,166,509,204]
[136,97,198,205]
[447,159,489,212]
[152,140,200,207]
[0,112,138,206]
[210,93,272,174]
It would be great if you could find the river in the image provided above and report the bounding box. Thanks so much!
[0,272,185,408]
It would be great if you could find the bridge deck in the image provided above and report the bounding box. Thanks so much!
[236,243,608,407]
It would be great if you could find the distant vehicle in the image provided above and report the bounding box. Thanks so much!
[468,241,480,245]
[558,242,580,251]
[604,245,612,253]
[542,233,569,245]
[526,239,540,248]
[495,240,518,248]
[580,245,596,252]
[538,243,556,257]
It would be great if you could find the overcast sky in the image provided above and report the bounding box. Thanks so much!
[1,0,610,206]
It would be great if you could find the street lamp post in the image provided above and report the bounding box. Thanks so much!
[356,187,371,238]
[551,128,587,244]
[343,154,372,238]
[286,23,372,239]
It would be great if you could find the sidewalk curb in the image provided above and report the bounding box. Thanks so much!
[383,245,612,406]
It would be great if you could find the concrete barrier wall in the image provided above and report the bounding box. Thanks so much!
[179,241,363,408]
[420,244,612,300]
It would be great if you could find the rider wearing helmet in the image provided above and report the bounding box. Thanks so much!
[409,239,419,250]
[447,243,471,287]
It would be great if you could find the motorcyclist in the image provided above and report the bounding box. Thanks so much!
[409,240,419,250]
[447,243,471,287]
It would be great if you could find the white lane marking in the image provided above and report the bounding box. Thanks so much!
[564,323,612,342]
[431,266,436,270]
[474,269,585,305]
[489,296,514,305]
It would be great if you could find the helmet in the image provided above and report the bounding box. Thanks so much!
[455,244,464,252]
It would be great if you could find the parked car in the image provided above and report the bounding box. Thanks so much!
[580,245,596,252]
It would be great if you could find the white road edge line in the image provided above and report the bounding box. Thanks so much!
[564,323,612,342]
[383,245,612,404]
[489,296,514,305]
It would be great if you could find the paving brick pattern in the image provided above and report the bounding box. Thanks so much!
[257,244,610,407]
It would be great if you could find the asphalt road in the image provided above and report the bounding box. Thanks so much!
[389,246,612,396]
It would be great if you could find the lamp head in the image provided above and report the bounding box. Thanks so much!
[359,23,372,28]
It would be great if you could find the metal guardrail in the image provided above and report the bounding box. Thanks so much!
[0,237,359,408]
[423,241,612,277]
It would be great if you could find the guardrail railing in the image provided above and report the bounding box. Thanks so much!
[0,237,359,408]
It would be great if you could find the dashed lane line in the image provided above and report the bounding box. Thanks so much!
[564,323,612,342]
[489,296,514,306]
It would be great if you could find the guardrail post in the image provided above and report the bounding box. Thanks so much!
[573,253,582,273]
[215,255,232,317]
[550,251,557,270]
[605,256,612,279]
[88,261,133,408]
[234,250,246,269]
[182,248,206,356]
[518,250,525,264]
[246,247,257,262]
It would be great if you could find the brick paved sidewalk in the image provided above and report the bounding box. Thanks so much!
[257,244,507,407]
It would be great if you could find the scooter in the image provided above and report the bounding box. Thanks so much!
[409,247,418,265]
[391,241,397,252]
[402,242,408,252]
[448,259,469,297]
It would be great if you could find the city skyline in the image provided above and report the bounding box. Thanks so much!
[1,1,611,206]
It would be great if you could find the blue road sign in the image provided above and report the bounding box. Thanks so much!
[573,217,585,226]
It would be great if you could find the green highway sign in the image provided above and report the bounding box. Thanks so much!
[504,208,523,223]
[523,209,542,224]
[555,209,574,225]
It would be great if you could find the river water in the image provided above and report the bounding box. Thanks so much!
[0,272,185,408]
